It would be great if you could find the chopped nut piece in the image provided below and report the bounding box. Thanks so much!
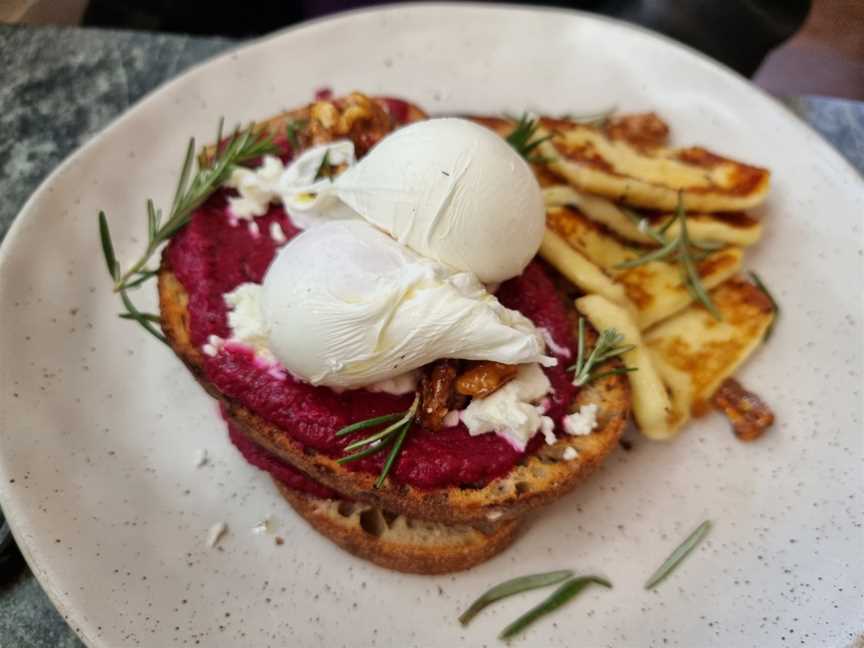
[455,362,519,399]
[711,378,774,441]
[418,360,459,431]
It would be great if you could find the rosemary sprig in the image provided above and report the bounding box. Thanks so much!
[336,394,420,488]
[644,520,712,590]
[98,121,277,341]
[568,318,636,387]
[615,193,721,319]
[459,570,573,626]
[749,271,780,340]
[506,113,553,164]
[498,576,612,640]
[285,118,307,150]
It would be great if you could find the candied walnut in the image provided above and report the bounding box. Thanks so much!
[308,92,394,156]
[711,378,774,442]
[455,362,519,399]
[605,112,670,149]
[418,360,459,431]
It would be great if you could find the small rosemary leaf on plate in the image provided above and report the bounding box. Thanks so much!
[644,520,712,590]
[98,211,119,280]
[458,570,574,626]
[170,138,196,215]
[335,412,405,438]
[123,269,158,290]
[498,576,612,640]
[749,271,780,340]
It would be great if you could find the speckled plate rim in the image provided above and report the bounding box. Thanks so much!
[0,4,861,647]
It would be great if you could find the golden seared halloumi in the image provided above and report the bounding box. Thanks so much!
[644,276,775,426]
[535,117,770,212]
[543,185,763,247]
[546,206,742,329]
[575,295,675,440]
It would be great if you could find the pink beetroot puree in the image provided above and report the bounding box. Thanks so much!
[224,408,339,499]
[163,104,577,491]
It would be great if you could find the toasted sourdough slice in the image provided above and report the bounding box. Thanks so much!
[274,480,521,574]
[534,117,770,212]
[546,205,742,329]
[542,185,763,248]
[643,276,775,430]
[159,268,630,526]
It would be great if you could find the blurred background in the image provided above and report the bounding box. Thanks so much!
[2,0,862,100]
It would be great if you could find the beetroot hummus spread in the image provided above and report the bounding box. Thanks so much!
[164,104,577,491]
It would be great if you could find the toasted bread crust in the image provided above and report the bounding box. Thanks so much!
[274,480,521,574]
[159,267,630,525]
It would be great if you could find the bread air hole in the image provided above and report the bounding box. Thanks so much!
[514,481,530,495]
[337,501,356,517]
[359,508,387,537]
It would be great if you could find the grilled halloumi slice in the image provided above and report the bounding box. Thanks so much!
[644,277,775,429]
[535,118,770,212]
[539,229,633,310]
[546,206,742,329]
[543,185,763,247]
[575,295,674,440]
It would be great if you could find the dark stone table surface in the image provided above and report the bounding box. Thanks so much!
[0,22,861,648]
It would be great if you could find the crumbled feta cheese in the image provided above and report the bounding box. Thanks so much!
[269,221,287,244]
[224,284,271,356]
[202,334,223,357]
[442,410,460,428]
[206,522,227,548]
[225,155,284,221]
[461,364,552,451]
[486,511,503,521]
[562,446,578,461]
[563,403,599,436]
[540,415,557,445]
[365,371,420,395]
[539,327,571,358]
[251,517,271,535]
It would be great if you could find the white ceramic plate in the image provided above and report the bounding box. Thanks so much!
[1,5,861,647]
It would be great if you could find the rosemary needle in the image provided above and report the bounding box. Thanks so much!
[458,570,574,626]
[749,271,780,340]
[644,520,712,590]
[498,576,612,640]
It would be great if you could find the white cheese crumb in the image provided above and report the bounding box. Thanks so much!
[540,415,557,445]
[269,221,287,244]
[442,410,460,428]
[225,155,284,221]
[461,364,552,451]
[224,284,271,356]
[563,403,599,437]
[563,446,578,461]
[194,449,208,468]
[539,327,571,359]
[365,370,420,395]
[202,334,223,357]
[248,221,261,238]
[486,511,503,521]
[251,517,271,535]
[206,522,227,548]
